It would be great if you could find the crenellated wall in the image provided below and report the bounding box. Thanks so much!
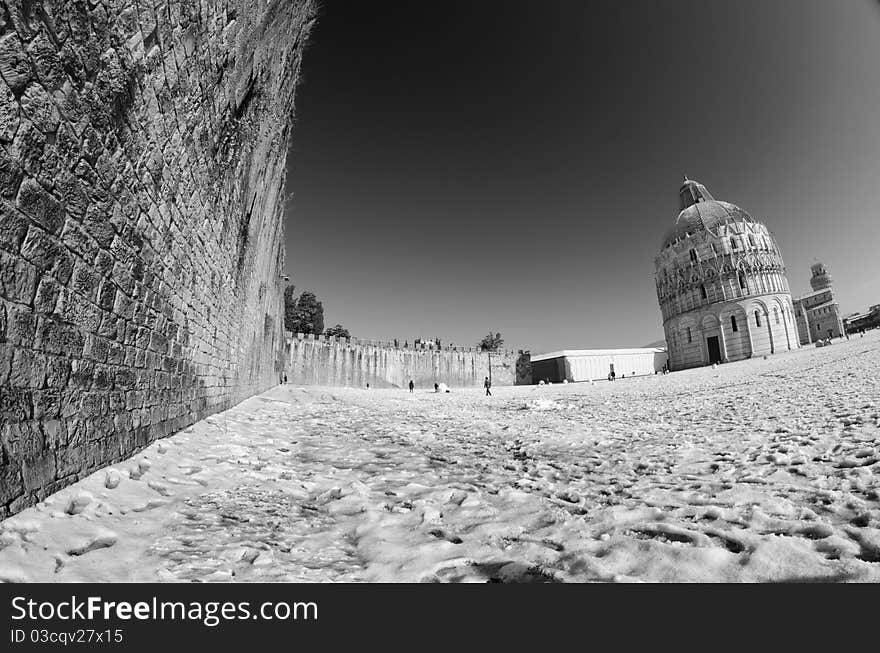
[285,335,526,389]
[0,1,316,517]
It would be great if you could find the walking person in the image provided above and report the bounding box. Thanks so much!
[408,379,414,393]
[484,376,492,396]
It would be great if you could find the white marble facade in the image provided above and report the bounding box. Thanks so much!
[655,179,798,371]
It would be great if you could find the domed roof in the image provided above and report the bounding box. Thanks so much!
[661,179,756,249]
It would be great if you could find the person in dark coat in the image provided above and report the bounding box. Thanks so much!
[408,380,414,393]
[484,376,492,396]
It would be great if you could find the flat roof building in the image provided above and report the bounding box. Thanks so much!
[530,348,668,383]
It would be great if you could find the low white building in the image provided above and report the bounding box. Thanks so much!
[529,348,668,383]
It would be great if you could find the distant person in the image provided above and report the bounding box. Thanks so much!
[611,370,616,381]
[283,373,287,384]
[366,383,370,389]
[434,382,439,392]
[408,380,414,393]
[484,376,492,396]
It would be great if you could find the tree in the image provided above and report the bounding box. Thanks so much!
[290,290,324,335]
[283,284,297,332]
[324,324,351,338]
[479,331,504,352]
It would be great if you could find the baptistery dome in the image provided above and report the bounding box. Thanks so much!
[654,179,799,371]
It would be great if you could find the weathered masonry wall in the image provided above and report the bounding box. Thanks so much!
[286,335,527,389]
[0,1,316,517]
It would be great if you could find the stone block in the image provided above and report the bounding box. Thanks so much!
[16,179,64,234]
[20,82,61,134]
[44,356,71,389]
[92,365,113,390]
[33,278,61,314]
[1,420,45,460]
[61,218,98,260]
[0,201,28,249]
[69,358,95,389]
[0,343,14,386]
[83,334,110,362]
[0,249,37,305]
[57,290,102,333]
[71,261,99,301]
[0,463,24,505]
[0,78,19,141]
[9,347,47,388]
[4,302,36,345]
[0,33,33,92]
[26,34,66,91]
[22,452,56,491]
[42,420,65,450]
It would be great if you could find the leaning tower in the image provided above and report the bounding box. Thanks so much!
[654,178,799,371]
[809,262,832,291]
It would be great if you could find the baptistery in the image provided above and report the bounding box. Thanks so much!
[655,179,798,370]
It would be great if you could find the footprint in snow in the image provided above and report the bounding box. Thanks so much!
[428,529,463,544]
[65,494,93,516]
[66,536,117,557]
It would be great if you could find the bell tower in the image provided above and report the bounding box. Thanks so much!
[809,262,832,291]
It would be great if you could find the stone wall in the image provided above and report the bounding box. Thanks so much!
[285,335,526,389]
[0,0,316,517]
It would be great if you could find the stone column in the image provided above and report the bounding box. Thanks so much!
[767,310,775,354]
[744,312,755,358]
[718,316,729,362]
[801,304,812,344]
[782,304,793,350]
[697,325,708,365]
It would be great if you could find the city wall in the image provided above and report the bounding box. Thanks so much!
[0,1,316,517]
[285,334,530,388]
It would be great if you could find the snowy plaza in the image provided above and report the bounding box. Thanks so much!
[1,332,878,583]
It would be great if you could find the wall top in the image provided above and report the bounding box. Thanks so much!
[286,333,515,355]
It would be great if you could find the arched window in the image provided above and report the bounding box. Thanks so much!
[700,284,707,300]
[731,315,739,332]
[755,310,762,327]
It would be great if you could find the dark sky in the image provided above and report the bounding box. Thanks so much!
[283,0,880,354]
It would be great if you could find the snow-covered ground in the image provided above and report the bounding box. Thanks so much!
[1,332,879,582]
